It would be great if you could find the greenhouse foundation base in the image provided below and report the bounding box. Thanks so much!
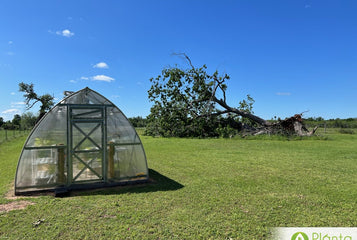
[15,178,150,197]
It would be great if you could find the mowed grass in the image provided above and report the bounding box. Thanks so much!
[0,132,356,239]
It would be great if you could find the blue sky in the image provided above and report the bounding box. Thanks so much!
[1,0,356,121]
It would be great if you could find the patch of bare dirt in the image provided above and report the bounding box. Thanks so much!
[0,201,35,213]
[4,183,19,200]
[0,182,36,213]
[4,181,43,199]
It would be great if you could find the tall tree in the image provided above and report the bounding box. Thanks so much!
[21,112,37,129]
[19,82,54,122]
[12,114,21,128]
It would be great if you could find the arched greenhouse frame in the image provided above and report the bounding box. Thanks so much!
[15,87,149,195]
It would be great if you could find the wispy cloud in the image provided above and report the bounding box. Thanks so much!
[10,92,16,95]
[93,62,109,69]
[8,41,13,45]
[69,80,77,83]
[91,75,115,82]
[2,109,20,114]
[58,29,74,37]
[51,29,75,37]
[276,92,292,96]
[80,76,89,80]
[11,102,25,106]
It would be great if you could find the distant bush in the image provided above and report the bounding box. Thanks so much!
[338,129,355,134]
[304,117,357,129]
[128,116,147,128]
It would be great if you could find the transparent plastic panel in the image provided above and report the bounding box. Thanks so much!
[107,107,140,144]
[72,152,102,182]
[62,88,111,105]
[72,122,102,151]
[87,91,111,105]
[71,108,103,119]
[110,145,148,179]
[16,148,67,189]
[26,106,67,147]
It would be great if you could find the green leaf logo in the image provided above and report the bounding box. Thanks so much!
[291,232,309,240]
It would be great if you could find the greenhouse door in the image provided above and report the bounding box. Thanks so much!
[68,106,107,185]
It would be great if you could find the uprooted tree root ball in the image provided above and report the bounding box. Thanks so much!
[244,113,318,136]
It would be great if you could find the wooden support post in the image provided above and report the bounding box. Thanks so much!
[57,146,66,184]
[108,142,115,179]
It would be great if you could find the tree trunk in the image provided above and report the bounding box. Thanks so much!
[213,96,270,126]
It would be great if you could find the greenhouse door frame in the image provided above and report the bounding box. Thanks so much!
[67,105,108,186]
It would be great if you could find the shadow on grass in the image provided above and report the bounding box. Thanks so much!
[67,169,184,197]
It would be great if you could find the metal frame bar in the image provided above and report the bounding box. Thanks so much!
[69,106,105,185]
[72,122,102,150]
[74,149,101,153]
[110,142,142,146]
[24,146,67,150]
[72,109,102,118]
[70,119,103,123]
[103,107,108,182]
[72,153,102,181]
[67,105,73,184]
[15,176,149,191]
[59,103,114,108]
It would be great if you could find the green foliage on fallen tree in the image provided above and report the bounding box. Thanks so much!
[145,56,256,138]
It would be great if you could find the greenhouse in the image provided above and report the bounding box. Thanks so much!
[15,87,149,195]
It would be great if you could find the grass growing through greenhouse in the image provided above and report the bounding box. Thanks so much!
[0,131,356,239]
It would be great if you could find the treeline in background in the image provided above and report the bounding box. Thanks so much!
[303,117,357,129]
[2,114,356,130]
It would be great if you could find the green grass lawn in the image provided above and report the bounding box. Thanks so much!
[0,131,356,239]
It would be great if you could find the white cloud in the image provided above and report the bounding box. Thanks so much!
[80,76,89,80]
[10,92,16,95]
[56,29,74,37]
[276,92,292,96]
[2,109,20,114]
[11,102,25,106]
[93,62,109,69]
[69,80,77,83]
[91,75,115,82]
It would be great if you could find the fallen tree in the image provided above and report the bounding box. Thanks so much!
[146,54,317,137]
[243,114,318,136]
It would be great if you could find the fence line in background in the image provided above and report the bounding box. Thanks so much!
[0,129,31,145]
